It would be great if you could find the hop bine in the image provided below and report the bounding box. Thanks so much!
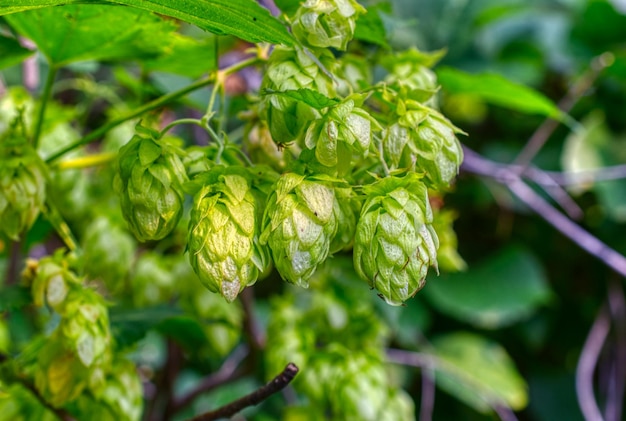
[114,128,187,241]
[187,166,268,302]
[354,173,439,305]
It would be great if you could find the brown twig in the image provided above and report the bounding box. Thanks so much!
[419,366,436,421]
[240,287,266,351]
[187,363,299,421]
[172,344,249,413]
[606,280,626,421]
[576,303,611,421]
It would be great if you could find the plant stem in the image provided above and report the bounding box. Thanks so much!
[33,65,58,149]
[55,152,117,170]
[159,118,205,138]
[187,363,299,421]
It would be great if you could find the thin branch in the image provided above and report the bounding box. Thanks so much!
[531,165,626,187]
[172,345,249,412]
[419,366,436,421]
[521,167,583,220]
[462,146,626,278]
[187,363,299,421]
[576,304,611,421]
[5,240,22,286]
[605,280,626,421]
[33,66,58,149]
[513,52,615,169]
[493,404,520,421]
[386,348,437,368]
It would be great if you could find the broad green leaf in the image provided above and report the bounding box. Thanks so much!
[262,88,340,110]
[6,5,174,66]
[425,246,552,328]
[0,34,33,69]
[353,5,389,48]
[0,285,31,312]
[431,332,528,412]
[273,0,300,16]
[437,66,566,121]
[142,34,217,78]
[0,0,294,46]
[109,305,183,348]
[562,111,626,221]
[156,316,208,350]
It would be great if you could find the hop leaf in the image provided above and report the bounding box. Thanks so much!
[114,130,188,241]
[261,46,336,144]
[291,0,366,50]
[187,166,267,302]
[354,173,439,305]
[0,137,46,240]
[260,173,338,287]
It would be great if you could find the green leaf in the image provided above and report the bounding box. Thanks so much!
[142,34,217,78]
[273,0,300,16]
[353,5,389,48]
[0,0,294,46]
[431,332,528,412]
[262,88,340,110]
[437,66,566,121]
[425,246,552,329]
[0,34,34,69]
[156,316,208,350]
[0,285,31,312]
[5,5,175,66]
[109,305,183,348]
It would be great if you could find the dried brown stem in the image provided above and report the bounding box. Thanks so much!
[186,363,299,421]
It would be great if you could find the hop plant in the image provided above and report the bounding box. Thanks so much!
[260,172,339,287]
[291,0,366,50]
[303,96,378,168]
[114,128,187,241]
[354,173,439,305]
[187,166,267,302]
[261,46,336,144]
[0,135,46,240]
[23,251,80,312]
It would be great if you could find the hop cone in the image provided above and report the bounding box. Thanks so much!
[261,46,336,144]
[24,252,80,312]
[304,97,376,168]
[385,99,464,188]
[354,173,439,305]
[0,137,46,240]
[114,131,187,241]
[291,0,366,50]
[260,173,338,287]
[187,167,266,302]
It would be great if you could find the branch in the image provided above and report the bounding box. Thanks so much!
[419,365,436,421]
[606,279,626,421]
[187,363,299,421]
[240,287,266,351]
[172,344,249,412]
[576,303,611,421]
[462,146,626,278]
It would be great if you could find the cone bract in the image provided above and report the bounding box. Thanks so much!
[0,138,46,240]
[291,0,366,50]
[354,173,439,305]
[114,133,187,241]
[260,173,338,287]
[187,167,266,302]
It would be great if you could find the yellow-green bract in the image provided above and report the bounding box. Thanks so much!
[353,173,439,305]
[114,133,187,242]
[0,138,46,240]
[187,167,267,302]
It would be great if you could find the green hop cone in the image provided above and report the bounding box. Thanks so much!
[187,167,266,302]
[385,97,464,188]
[291,0,366,50]
[87,358,143,421]
[261,46,336,144]
[114,129,187,241]
[260,173,338,287]
[23,251,80,312]
[0,137,46,240]
[354,173,439,305]
[130,252,177,307]
[304,96,379,168]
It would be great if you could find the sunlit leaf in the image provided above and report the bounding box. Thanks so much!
[5,5,174,66]
[142,34,217,78]
[353,4,389,48]
[431,332,528,412]
[425,246,552,328]
[437,66,567,121]
[0,34,33,69]
[0,0,294,46]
